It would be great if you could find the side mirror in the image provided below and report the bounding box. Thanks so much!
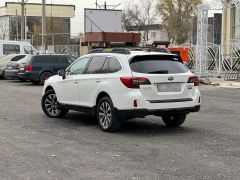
[58,69,66,79]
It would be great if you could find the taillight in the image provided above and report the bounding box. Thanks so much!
[188,76,199,86]
[26,65,33,71]
[15,64,20,70]
[120,77,151,89]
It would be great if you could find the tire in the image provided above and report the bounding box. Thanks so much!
[19,79,27,82]
[97,96,122,132]
[40,71,53,85]
[2,70,6,79]
[162,114,186,127]
[41,89,68,118]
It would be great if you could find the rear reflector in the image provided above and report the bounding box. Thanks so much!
[198,96,201,104]
[188,76,199,86]
[134,100,138,107]
[120,77,151,89]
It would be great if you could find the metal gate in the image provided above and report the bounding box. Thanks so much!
[221,39,240,81]
[49,45,80,57]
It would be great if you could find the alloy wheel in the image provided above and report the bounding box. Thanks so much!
[44,93,60,117]
[98,102,112,129]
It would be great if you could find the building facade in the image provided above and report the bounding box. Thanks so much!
[0,2,75,46]
[222,6,240,43]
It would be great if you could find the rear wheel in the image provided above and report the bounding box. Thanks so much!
[162,114,186,127]
[2,70,6,79]
[40,71,53,84]
[41,89,68,118]
[97,96,122,132]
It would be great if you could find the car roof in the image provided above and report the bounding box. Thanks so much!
[83,51,175,60]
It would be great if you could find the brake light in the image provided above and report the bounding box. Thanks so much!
[188,76,199,86]
[26,65,33,71]
[120,77,151,89]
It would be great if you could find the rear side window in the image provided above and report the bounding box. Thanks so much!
[108,57,122,73]
[86,56,107,74]
[130,55,188,74]
[11,55,26,62]
[3,44,20,55]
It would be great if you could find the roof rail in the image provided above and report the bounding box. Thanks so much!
[88,48,131,55]
[111,48,131,54]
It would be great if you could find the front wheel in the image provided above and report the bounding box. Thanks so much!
[162,114,186,127]
[41,89,68,118]
[97,96,122,132]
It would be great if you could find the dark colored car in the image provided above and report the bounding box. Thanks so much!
[4,55,27,80]
[17,54,77,84]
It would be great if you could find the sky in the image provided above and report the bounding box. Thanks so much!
[0,0,129,34]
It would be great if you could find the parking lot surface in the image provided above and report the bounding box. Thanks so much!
[0,80,239,180]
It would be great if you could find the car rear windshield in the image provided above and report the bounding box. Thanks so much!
[17,56,31,64]
[129,55,188,74]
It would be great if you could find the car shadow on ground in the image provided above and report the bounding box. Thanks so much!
[4,79,42,86]
[56,112,198,136]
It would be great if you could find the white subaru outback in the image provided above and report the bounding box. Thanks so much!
[41,50,200,132]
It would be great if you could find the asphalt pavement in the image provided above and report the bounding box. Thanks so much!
[0,80,239,180]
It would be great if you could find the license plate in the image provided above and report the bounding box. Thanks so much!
[157,83,181,92]
[20,67,24,71]
[7,66,12,70]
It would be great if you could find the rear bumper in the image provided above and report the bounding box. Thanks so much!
[116,105,200,119]
[4,69,18,78]
[17,72,39,81]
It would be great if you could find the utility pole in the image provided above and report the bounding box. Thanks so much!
[16,9,19,41]
[104,2,107,9]
[42,0,46,54]
[21,0,25,41]
[25,5,27,40]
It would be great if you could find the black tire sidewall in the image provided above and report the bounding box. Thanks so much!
[97,96,121,132]
[41,89,68,118]
[162,114,186,127]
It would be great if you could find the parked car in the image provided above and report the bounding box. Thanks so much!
[0,54,26,79]
[17,54,77,84]
[41,50,201,132]
[0,40,38,58]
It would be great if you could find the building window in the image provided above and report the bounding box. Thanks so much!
[234,6,240,39]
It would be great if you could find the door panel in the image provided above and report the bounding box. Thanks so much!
[56,74,80,105]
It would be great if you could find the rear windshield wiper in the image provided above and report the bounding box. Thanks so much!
[148,70,169,74]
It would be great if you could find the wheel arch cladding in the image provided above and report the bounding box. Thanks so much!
[45,86,54,93]
[96,92,111,105]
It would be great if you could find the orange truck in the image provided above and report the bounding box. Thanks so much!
[168,47,189,64]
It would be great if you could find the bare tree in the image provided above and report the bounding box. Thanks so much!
[157,0,201,44]
[0,17,9,40]
[122,0,160,42]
